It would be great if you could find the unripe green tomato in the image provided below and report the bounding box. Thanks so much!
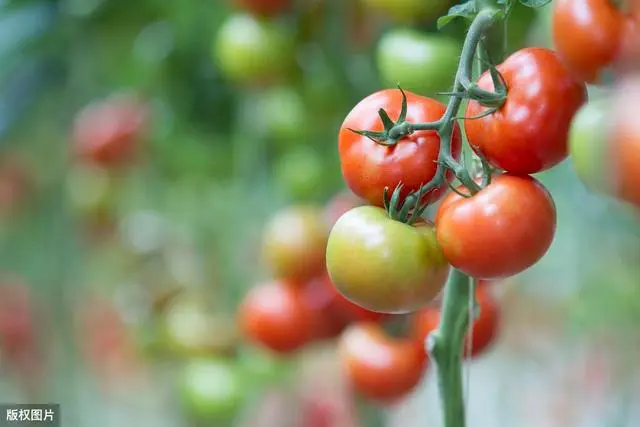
[237,348,290,386]
[568,98,612,194]
[273,147,324,201]
[180,358,246,421]
[258,87,308,144]
[361,0,451,24]
[213,13,294,85]
[376,29,460,96]
[326,206,449,314]
[66,163,117,217]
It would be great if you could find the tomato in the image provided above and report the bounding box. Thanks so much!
[339,322,426,402]
[435,175,556,279]
[181,358,246,421]
[302,274,387,341]
[465,48,587,175]
[72,92,148,168]
[161,297,238,357]
[261,206,328,283]
[66,163,116,219]
[339,89,461,207]
[326,206,449,314]
[213,13,294,85]
[376,30,459,96]
[232,0,291,17]
[568,98,612,195]
[323,191,364,228]
[552,0,629,83]
[258,86,308,145]
[413,287,500,358]
[0,157,31,216]
[239,280,313,353]
[610,76,640,208]
[361,0,452,24]
[273,147,324,202]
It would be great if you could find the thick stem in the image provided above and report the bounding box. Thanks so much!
[427,269,472,427]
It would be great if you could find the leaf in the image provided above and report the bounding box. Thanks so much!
[437,1,476,30]
[518,0,552,7]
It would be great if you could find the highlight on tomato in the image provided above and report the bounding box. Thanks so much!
[326,205,449,314]
[465,47,587,175]
[338,89,461,207]
[339,322,427,402]
[435,174,557,280]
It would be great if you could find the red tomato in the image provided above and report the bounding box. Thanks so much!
[239,281,313,353]
[339,322,426,402]
[413,287,500,358]
[435,175,556,279]
[465,48,587,174]
[72,93,148,168]
[610,77,640,208]
[552,0,630,82]
[338,89,461,207]
[233,0,291,16]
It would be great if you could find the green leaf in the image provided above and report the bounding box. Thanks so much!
[437,1,476,30]
[518,0,551,7]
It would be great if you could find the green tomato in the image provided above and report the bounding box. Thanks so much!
[326,206,449,314]
[273,147,325,201]
[237,347,290,386]
[376,29,460,96]
[213,13,293,84]
[361,0,452,24]
[258,87,308,144]
[181,358,246,421]
[66,164,117,217]
[568,98,612,194]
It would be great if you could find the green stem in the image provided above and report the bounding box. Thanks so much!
[427,269,473,427]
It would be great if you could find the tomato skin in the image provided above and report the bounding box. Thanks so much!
[610,77,640,208]
[552,0,627,83]
[72,93,148,168]
[261,206,328,283]
[465,48,587,175]
[568,98,612,194]
[181,358,246,421]
[413,287,500,358]
[339,89,461,207]
[339,322,426,402]
[435,175,556,279]
[361,0,452,24]
[376,30,460,96]
[213,14,293,85]
[326,206,449,314]
[239,281,313,353]
[233,0,291,16]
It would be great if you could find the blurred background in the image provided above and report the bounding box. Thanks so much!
[0,0,638,426]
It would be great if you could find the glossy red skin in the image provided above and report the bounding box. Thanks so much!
[435,175,557,279]
[233,0,291,16]
[339,322,426,402]
[239,281,313,353]
[465,48,587,175]
[552,0,629,83]
[339,89,461,207]
[413,287,500,358]
[72,94,148,168]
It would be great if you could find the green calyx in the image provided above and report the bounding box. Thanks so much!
[348,87,411,147]
[383,184,430,225]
